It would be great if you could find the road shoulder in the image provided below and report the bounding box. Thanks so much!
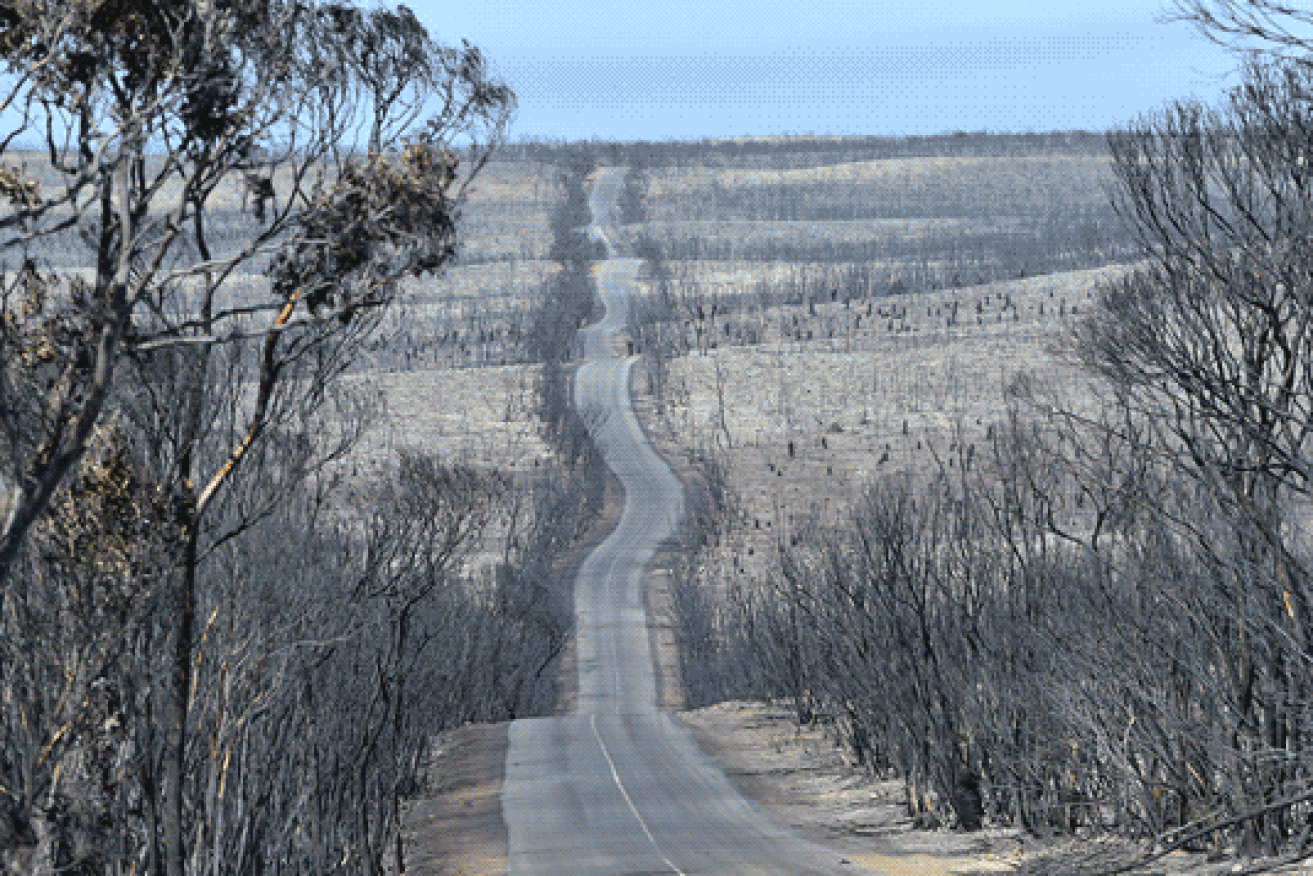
[677,702,1313,876]
[678,700,1023,875]
[401,722,509,875]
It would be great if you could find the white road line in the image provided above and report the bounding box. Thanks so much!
[589,713,687,876]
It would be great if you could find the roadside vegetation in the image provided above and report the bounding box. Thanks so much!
[646,7,1313,870]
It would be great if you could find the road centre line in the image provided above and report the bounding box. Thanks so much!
[589,712,687,876]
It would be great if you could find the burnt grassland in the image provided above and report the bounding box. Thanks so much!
[617,143,1134,725]
[621,144,1138,580]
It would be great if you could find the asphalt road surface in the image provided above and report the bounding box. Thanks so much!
[501,169,858,874]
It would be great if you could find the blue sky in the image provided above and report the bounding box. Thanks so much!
[403,0,1243,141]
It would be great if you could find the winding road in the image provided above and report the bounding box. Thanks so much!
[500,169,857,873]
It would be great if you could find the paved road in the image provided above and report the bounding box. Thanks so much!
[501,169,858,874]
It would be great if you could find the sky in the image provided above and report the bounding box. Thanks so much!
[402,0,1245,142]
